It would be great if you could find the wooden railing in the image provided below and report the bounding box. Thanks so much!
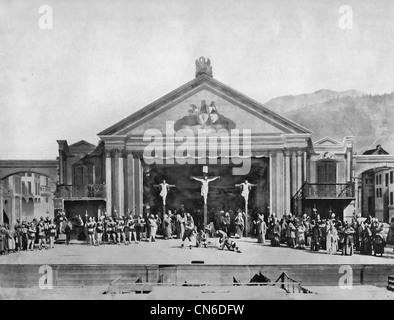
[292,182,355,215]
[303,182,355,199]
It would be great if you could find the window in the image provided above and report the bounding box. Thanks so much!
[391,171,393,184]
[317,161,336,184]
[379,175,382,185]
[391,192,394,206]
[377,188,379,198]
[386,173,389,187]
[28,182,32,195]
[46,197,49,203]
[27,173,32,177]
[376,175,379,185]
[380,188,383,198]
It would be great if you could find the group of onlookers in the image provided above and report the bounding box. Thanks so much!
[258,212,391,256]
[0,216,57,254]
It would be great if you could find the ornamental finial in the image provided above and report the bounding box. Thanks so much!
[195,56,213,77]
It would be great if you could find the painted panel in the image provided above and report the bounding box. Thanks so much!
[123,89,285,136]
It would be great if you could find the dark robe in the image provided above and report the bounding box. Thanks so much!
[311,224,320,251]
[343,226,355,256]
[373,228,385,256]
[271,223,281,247]
[361,227,373,255]
[163,214,172,239]
[280,220,287,244]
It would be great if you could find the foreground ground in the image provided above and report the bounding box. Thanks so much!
[1,284,394,300]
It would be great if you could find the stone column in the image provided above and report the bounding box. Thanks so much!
[269,153,274,215]
[92,165,96,185]
[284,151,291,215]
[11,196,16,229]
[291,151,297,199]
[59,152,64,184]
[306,154,311,182]
[355,177,359,213]
[276,152,284,217]
[112,150,120,215]
[133,154,144,215]
[105,150,112,215]
[19,197,23,221]
[297,151,303,191]
[118,151,125,215]
[303,151,307,183]
[0,181,4,224]
[346,150,352,182]
[126,153,136,215]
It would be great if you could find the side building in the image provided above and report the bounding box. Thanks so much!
[354,145,394,223]
[55,140,106,221]
[1,173,55,225]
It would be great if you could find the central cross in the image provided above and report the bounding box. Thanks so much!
[190,167,220,227]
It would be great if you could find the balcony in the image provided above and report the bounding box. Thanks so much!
[292,182,355,216]
[294,182,355,200]
[40,186,53,196]
[56,184,106,200]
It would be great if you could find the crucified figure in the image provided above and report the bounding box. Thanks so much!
[235,180,257,236]
[235,180,257,204]
[154,180,176,205]
[190,175,220,204]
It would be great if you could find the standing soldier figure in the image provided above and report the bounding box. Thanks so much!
[116,216,126,244]
[106,217,116,244]
[27,220,37,251]
[14,219,22,252]
[125,214,137,244]
[86,217,96,246]
[48,219,57,249]
[38,217,47,250]
[96,217,104,246]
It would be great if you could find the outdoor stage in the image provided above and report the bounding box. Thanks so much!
[1,237,394,299]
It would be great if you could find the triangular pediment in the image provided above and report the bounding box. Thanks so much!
[314,137,341,146]
[69,140,96,153]
[98,75,312,137]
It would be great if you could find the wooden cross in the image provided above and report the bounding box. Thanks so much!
[190,173,220,227]
[154,180,175,220]
[235,180,257,236]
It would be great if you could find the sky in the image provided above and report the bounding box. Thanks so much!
[1,0,394,159]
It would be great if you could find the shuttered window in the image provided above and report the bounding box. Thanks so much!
[317,161,336,184]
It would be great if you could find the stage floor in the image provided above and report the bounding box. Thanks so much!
[1,237,394,266]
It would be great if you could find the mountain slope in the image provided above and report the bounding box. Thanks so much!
[264,92,394,154]
[265,89,364,115]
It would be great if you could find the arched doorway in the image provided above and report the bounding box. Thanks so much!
[0,171,56,225]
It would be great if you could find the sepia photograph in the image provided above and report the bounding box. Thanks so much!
[1,0,394,306]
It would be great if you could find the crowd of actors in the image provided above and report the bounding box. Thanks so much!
[79,205,242,252]
[256,212,392,256]
[0,217,57,254]
[2,205,394,257]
